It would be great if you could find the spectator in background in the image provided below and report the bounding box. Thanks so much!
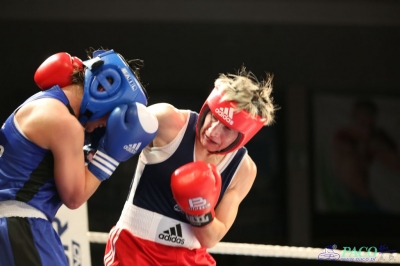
[332,99,400,211]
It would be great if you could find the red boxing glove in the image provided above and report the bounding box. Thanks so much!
[171,161,222,227]
[34,52,83,90]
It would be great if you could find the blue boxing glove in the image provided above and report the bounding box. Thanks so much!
[88,102,158,181]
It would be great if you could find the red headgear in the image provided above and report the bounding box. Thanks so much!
[196,86,266,154]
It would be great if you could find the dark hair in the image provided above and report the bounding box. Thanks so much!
[71,68,84,86]
[85,47,144,81]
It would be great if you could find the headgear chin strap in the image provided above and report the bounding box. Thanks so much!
[196,87,266,154]
[79,49,148,125]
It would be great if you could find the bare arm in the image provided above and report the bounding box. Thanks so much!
[18,99,101,209]
[50,115,101,209]
[192,154,257,248]
[147,103,187,147]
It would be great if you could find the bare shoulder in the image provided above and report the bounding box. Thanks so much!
[148,103,185,123]
[237,154,257,182]
[148,103,188,146]
[228,153,257,198]
[18,98,83,149]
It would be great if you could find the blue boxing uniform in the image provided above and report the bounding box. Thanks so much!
[0,86,71,266]
[0,48,156,266]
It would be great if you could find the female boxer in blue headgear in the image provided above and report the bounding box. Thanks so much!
[0,48,158,266]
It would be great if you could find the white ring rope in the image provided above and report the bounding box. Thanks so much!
[87,231,399,264]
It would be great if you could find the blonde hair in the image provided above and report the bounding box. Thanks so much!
[215,66,278,126]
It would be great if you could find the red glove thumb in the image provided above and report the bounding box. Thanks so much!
[34,52,83,90]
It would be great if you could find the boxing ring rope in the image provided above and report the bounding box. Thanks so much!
[87,231,400,263]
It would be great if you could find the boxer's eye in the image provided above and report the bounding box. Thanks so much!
[106,77,114,84]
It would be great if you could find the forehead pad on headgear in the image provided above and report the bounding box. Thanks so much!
[196,87,265,154]
[79,49,148,125]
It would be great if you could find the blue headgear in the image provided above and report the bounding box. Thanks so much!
[79,49,148,124]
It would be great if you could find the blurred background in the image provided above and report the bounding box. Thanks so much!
[1,0,400,265]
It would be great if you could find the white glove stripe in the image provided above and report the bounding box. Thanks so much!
[90,160,114,176]
[96,150,119,167]
[92,156,117,172]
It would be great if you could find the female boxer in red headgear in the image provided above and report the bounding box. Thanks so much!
[105,67,278,266]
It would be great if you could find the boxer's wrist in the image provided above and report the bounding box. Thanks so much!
[185,211,214,227]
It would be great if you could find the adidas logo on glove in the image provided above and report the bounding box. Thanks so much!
[123,142,142,154]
